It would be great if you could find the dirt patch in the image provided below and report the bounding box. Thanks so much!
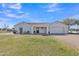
[54,34,79,48]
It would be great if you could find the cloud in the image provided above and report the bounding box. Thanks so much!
[0,18,12,22]
[0,9,26,19]
[69,15,79,19]
[9,4,21,10]
[0,18,16,28]
[5,13,29,19]
[48,3,58,8]
[0,3,23,15]
[48,3,62,12]
[48,8,61,12]
[42,3,63,12]
[0,18,11,27]
[1,3,22,10]
[0,3,28,19]
[0,10,12,15]
[1,4,5,8]
[6,13,17,18]
[17,10,24,13]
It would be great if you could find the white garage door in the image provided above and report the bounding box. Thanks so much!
[50,27,65,34]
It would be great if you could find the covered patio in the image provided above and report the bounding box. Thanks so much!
[32,26,48,34]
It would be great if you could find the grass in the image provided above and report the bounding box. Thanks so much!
[0,34,78,56]
[0,30,8,33]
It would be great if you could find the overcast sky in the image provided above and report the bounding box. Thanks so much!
[0,3,79,28]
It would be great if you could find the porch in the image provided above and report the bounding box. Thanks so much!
[31,26,48,34]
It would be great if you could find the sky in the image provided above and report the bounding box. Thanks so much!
[0,3,79,28]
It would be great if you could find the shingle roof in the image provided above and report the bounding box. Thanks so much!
[14,21,66,26]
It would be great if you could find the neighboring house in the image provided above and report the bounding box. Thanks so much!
[69,24,79,33]
[13,22,68,35]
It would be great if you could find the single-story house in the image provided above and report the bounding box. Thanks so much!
[13,22,68,35]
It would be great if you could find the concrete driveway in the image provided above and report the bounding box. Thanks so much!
[54,34,79,48]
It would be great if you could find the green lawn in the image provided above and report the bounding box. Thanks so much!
[0,34,78,56]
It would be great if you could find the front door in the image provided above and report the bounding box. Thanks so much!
[36,30,39,34]
[19,28,23,34]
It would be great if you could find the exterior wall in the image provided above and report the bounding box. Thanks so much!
[49,23,68,34]
[33,27,47,34]
[32,24,49,34]
[14,22,68,34]
[39,27,47,34]
[14,23,32,34]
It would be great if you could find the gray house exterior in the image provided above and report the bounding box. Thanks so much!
[13,22,68,35]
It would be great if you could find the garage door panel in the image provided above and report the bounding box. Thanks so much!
[50,28,64,34]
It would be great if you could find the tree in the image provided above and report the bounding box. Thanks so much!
[2,24,9,31]
[63,18,76,29]
[63,18,76,25]
[75,20,79,25]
